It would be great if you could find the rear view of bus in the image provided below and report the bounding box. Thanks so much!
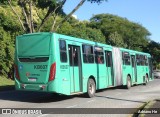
[14,33,56,92]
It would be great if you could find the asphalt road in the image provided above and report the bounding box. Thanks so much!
[0,79,160,117]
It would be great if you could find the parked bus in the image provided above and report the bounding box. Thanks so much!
[14,32,153,97]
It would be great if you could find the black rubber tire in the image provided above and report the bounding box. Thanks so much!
[86,79,96,98]
[126,76,131,89]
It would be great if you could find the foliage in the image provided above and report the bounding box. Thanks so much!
[0,27,14,78]
[144,41,160,68]
[156,64,160,70]
[89,14,150,50]
[108,31,126,47]
[0,76,14,86]
[0,0,107,78]
[0,6,22,78]
[5,0,107,33]
[57,19,106,43]
[0,1,160,78]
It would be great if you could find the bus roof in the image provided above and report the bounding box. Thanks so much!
[119,47,151,56]
[17,32,112,49]
[16,32,151,56]
[55,33,112,48]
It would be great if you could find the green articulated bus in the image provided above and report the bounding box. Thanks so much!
[14,32,153,98]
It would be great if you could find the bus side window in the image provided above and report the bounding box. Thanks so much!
[82,44,94,63]
[94,47,104,64]
[122,52,130,65]
[73,48,78,66]
[107,52,112,67]
[141,55,148,66]
[59,40,67,62]
[145,56,148,66]
[141,55,145,66]
[136,54,141,66]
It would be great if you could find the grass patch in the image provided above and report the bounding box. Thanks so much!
[0,76,15,91]
[138,101,156,117]
[0,76,14,86]
[132,100,157,117]
[131,101,149,117]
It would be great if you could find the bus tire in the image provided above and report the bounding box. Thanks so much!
[126,76,131,89]
[86,79,96,98]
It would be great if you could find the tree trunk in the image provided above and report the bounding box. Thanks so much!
[20,2,31,33]
[7,0,26,32]
[50,14,58,32]
[30,0,34,33]
[53,0,86,31]
[38,0,67,32]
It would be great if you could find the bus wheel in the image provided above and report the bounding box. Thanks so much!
[126,76,131,89]
[87,79,96,98]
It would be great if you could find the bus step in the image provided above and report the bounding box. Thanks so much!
[108,85,114,88]
[71,92,83,95]
[132,82,137,85]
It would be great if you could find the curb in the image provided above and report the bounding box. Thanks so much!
[132,100,157,117]
[132,101,150,117]
[0,85,15,92]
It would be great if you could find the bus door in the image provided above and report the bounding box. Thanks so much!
[68,45,82,93]
[105,51,114,86]
[148,57,153,80]
[122,52,131,82]
[131,55,137,82]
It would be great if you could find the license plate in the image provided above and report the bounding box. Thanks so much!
[28,78,37,82]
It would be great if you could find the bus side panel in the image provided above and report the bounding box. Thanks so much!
[82,64,97,92]
[136,66,143,84]
[122,53,132,85]
[48,34,62,93]
[120,50,133,86]
[82,63,107,90]
[98,64,107,89]
[56,35,71,95]
[82,46,107,92]
[122,65,132,85]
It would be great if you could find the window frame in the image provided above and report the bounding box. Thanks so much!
[136,54,148,66]
[94,46,104,64]
[105,51,112,67]
[122,52,131,65]
[82,44,94,64]
[59,39,67,63]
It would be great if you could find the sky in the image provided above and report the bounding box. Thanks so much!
[63,0,160,43]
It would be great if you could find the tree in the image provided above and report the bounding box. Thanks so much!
[57,18,106,43]
[144,41,160,69]
[0,27,14,78]
[89,14,150,50]
[0,6,22,78]
[0,0,107,78]
[109,31,126,47]
[7,0,107,33]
